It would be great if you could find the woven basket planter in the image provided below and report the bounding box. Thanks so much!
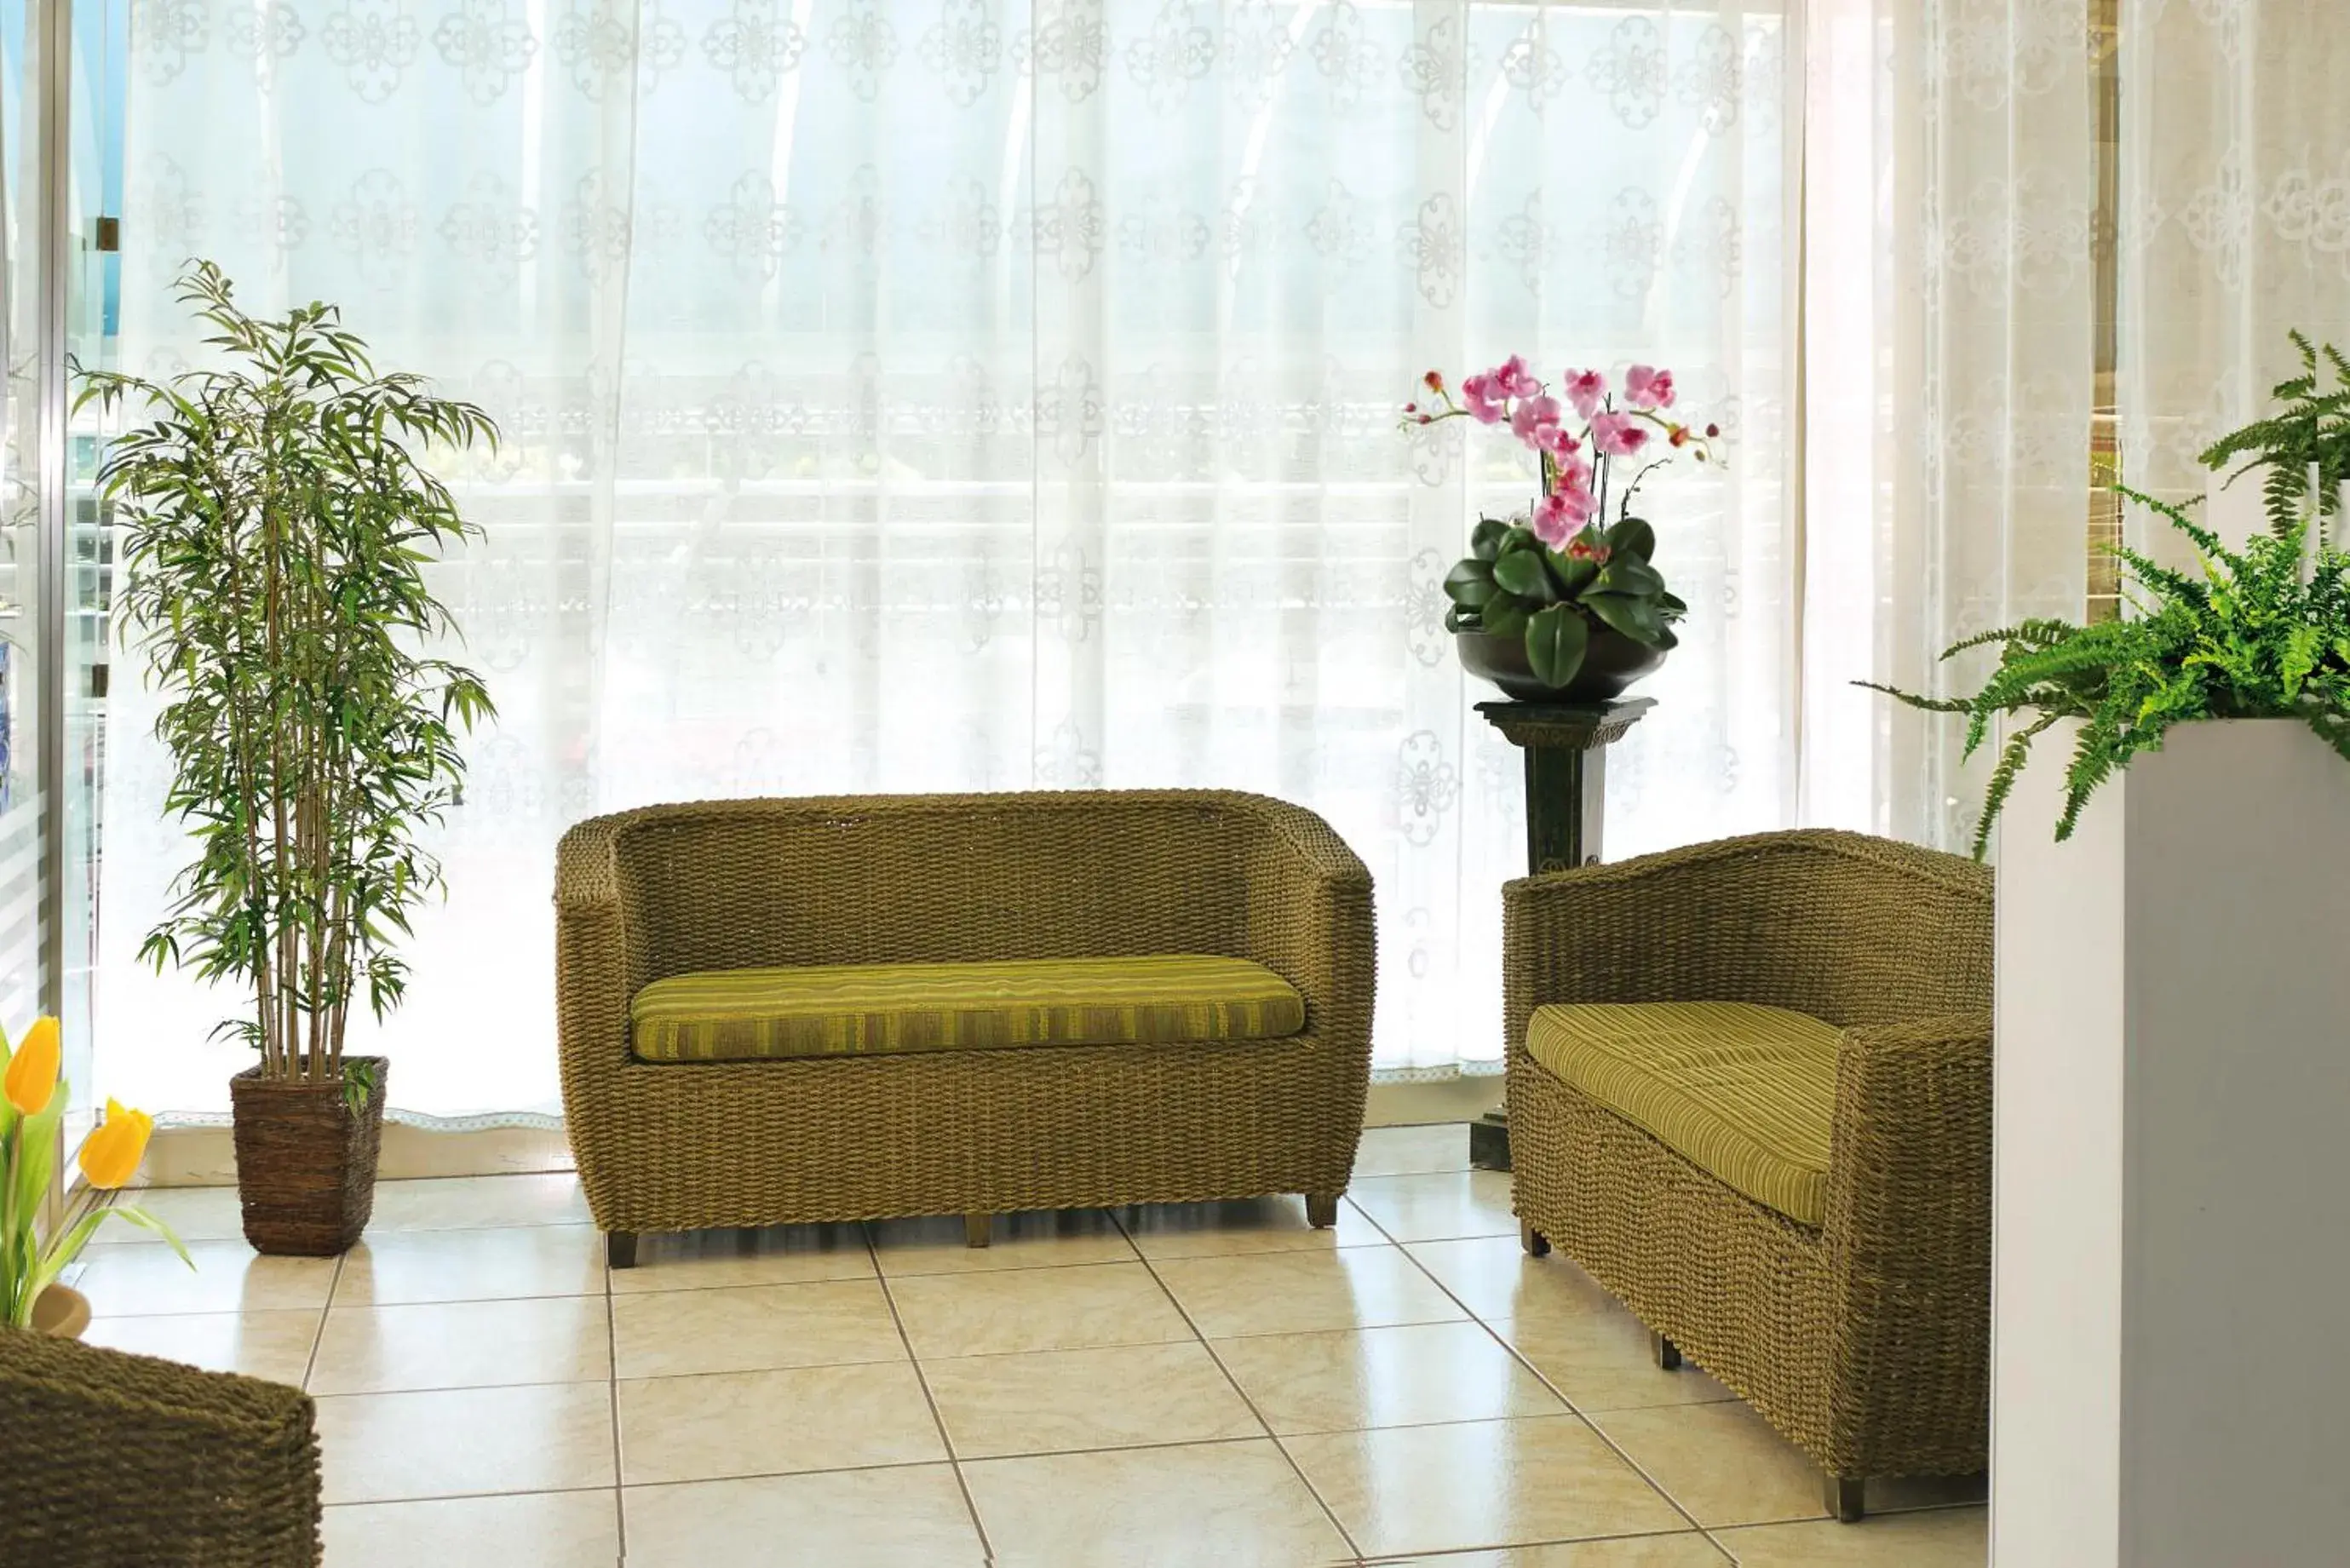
[229,1059,388,1256]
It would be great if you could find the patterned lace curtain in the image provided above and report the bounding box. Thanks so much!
[1801,0,2094,849]
[99,0,1793,1119]
[2117,0,2350,522]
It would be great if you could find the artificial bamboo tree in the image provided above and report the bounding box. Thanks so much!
[79,262,496,1253]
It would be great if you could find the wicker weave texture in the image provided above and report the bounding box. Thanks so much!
[0,1328,322,1566]
[556,790,1376,1234]
[1505,830,1992,1481]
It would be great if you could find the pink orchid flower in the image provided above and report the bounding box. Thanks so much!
[1564,531,1612,565]
[1531,422,1580,457]
[1562,369,1607,421]
[1461,373,1507,424]
[1591,412,1649,457]
[1623,365,1675,410]
[1510,393,1563,448]
[1531,492,1576,547]
[1550,451,1594,493]
[1494,354,1544,400]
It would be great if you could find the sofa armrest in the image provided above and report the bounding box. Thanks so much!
[1234,797,1376,1054]
[1503,830,1991,1056]
[554,814,638,1094]
[1820,1011,1994,1441]
[0,1332,322,1565]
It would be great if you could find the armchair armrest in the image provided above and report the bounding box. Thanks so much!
[0,1331,321,1565]
[1503,830,1991,1054]
[1232,795,1376,1049]
[1820,1011,1995,1453]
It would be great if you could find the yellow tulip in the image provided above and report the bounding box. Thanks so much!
[78,1100,156,1190]
[3,1015,60,1117]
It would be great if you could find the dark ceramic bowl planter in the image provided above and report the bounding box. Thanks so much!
[230,1058,388,1256]
[1457,625,1668,704]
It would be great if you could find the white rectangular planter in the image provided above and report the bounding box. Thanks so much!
[1992,718,2350,1566]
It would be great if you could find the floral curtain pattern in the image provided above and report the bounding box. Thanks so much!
[2117,0,2350,515]
[101,0,1791,1119]
[1799,0,2095,849]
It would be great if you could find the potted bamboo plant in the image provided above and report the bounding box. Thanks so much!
[80,263,497,1256]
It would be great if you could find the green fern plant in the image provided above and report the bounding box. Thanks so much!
[1864,487,2350,859]
[2201,331,2350,537]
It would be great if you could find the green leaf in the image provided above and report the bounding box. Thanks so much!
[1594,555,1667,600]
[1583,591,1668,646]
[1444,558,1499,608]
[1524,605,1591,688]
[1492,549,1559,602]
[1469,518,1511,562]
[1547,551,1598,598]
[1482,598,1531,639]
[1604,516,1658,561]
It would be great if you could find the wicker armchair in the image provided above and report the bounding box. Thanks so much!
[1505,830,1992,1520]
[0,1328,322,1565]
[557,790,1376,1259]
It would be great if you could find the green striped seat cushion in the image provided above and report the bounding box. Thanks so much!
[631,954,1307,1062]
[1526,1001,1841,1226]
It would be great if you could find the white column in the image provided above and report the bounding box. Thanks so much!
[1992,718,2350,1565]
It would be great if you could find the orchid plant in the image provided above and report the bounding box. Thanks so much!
[1410,358,1719,689]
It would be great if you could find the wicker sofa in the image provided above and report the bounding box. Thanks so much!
[0,1328,323,1565]
[1505,830,1992,1521]
[556,790,1375,1261]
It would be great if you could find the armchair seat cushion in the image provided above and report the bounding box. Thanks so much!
[1526,1001,1840,1226]
[631,953,1307,1062]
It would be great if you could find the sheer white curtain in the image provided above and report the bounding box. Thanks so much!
[2117,0,2350,520]
[1801,0,2094,849]
[100,0,1795,1120]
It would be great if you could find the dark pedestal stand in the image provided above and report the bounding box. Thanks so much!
[1468,697,1655,1172]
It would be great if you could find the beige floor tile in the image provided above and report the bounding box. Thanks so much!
[1378,1535,1730,1565]
[1591,1404,1825,1529]
[1355,1123,1474,1178]
[616,1360,945,1485]
[1867,1473,1988,1513]
[308,1295,612,1395]
[1121,1193,1388,1259]
[872,1209,1139,1275]
[1347,1170,1521,1243]
[623,1464,986,1567]
[1488,1301,1737,1416]
[313,1381,615,1505]
[1409,1237,1648,1322]
[1155,1246,1467,1339]
[82,1309,321,1386]
[610,1223,874,1293]
[100,1184,247,1243]
[964,1439,1354,1566]
[922,1340,1264,1457]
[1283,1415,1687,1558]
[888,1260,1192,1358]
[74,1238,337,1317]
[321,1489,620,1567]
[365,1174,592,1232]
[334,1224,604,1307]
[1712,1506,1987,1566]
[610,1278,905,1379]
[1211,1320,1567,1435]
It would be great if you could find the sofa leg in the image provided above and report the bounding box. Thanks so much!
[606,1232,638,1270]
[1520,1222,1550,1258]
[1651,1330,1681,1371]
[964,1213,991,1248]
[1824,1473,1866,1523]
[1303,1192,1341,1228]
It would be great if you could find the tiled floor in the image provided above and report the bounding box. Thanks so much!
[84,1125,1986,1565]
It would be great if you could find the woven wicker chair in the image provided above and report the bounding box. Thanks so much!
[557,790,1376,1261]
[0,1328,323,1565]
[1505,830,1991,1522]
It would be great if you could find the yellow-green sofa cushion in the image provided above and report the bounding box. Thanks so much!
[631,954,1307,1062]
[1526,1001,1842,1226]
